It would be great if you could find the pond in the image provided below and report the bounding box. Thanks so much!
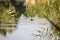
[0,14,59,40]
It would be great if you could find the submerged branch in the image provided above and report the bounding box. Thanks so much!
[46,17,60,31]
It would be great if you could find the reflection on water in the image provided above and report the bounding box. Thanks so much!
[0,14,59,40]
